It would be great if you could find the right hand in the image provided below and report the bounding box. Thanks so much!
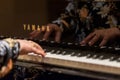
[80,27,120,46]
[30,23,62,43]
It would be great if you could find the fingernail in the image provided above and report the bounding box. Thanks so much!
[80,41,86,46]
[88,42,92,46]
[42,38,46,41]
[80,41,85,44]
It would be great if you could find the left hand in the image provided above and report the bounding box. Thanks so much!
[16,39,45,57]
[80,27,120,46]
[0,39,46,78]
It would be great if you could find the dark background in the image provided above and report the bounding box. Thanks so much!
[0,0,67,38]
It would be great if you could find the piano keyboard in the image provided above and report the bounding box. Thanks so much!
[17,41,120,77]
[0,35,119,79]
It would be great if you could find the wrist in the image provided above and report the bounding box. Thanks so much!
[4,38,20,59]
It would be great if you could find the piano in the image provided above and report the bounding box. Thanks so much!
[0,36,120,80]
[16,39,120,80]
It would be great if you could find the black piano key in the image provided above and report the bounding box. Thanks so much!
[92,54,99,59]
[86,54,98,59]
[70,52,76,56]
[117,57,120,62]
[43,49,47,52]
[76,53,82,57]
[98,55,106,60]
[86,54,93,58]
[50,50,56,54]
[61,51,67,55]
[115,47,120,54]
[109,56,116,61]
[56,50,61,54]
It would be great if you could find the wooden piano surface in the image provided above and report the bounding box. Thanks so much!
[15,40,120,80]
[16,52,120,80]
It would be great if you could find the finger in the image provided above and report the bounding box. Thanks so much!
[29,41,45,54]
[80,32,96,45]
[29,30,41,39]
[28,41,45,53]
[32,47,45,57]
[99,37,108,47]
[55,31,62,43]
[29,30,36,35]
[29,30,38,37]
[43,30,52,41]
[88,34,100,46]
[33,42,45,51]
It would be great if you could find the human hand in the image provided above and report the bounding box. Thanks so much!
[16,39,45,57]
[0,39,45,78]
[80,27,120,46]
[0,59,13,78]
[30,23,62,43]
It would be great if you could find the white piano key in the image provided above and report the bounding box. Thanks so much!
[18,51,120,75]
[28,52,120,68]
[46,52,120,68]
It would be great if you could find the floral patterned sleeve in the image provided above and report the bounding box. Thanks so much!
[74,0,120,42]
[91,1,120,28]
[0,38,20,66]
